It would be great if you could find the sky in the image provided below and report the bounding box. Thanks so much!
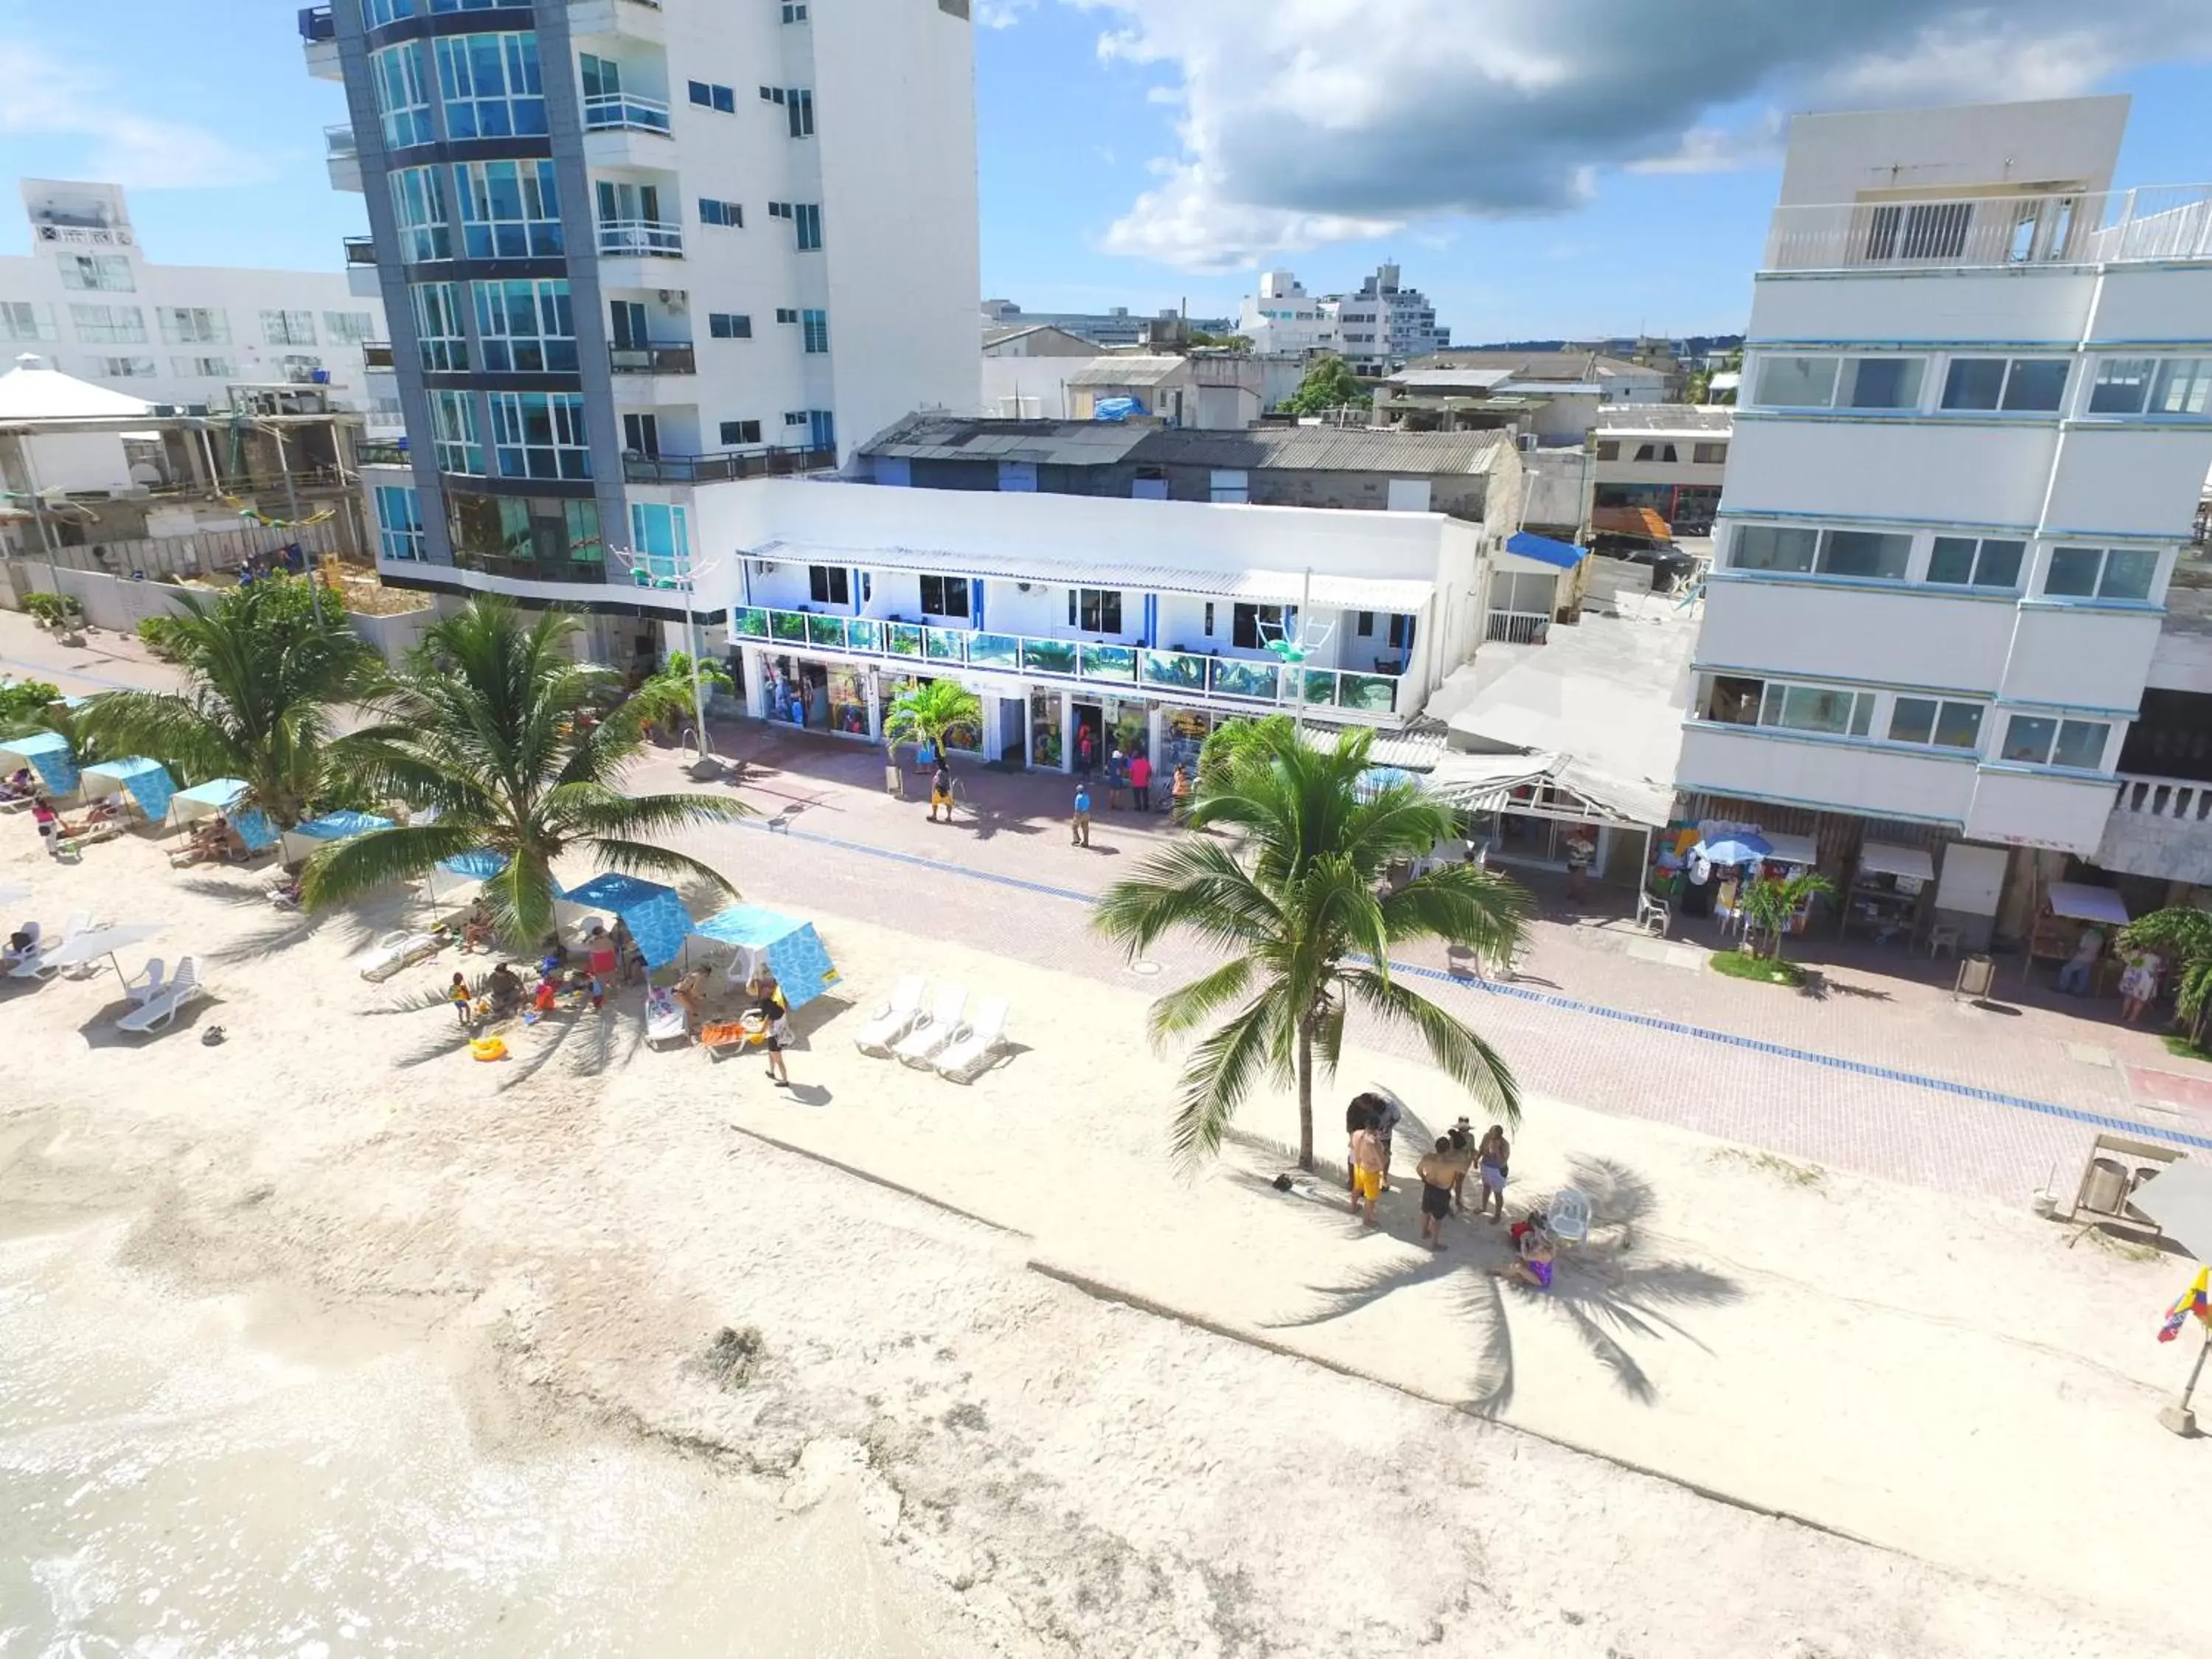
[3,1,2212,344]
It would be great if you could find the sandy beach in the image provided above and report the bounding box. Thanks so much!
[1,801,2205,1657]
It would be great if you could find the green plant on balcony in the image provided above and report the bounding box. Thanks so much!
[881,678,981,762]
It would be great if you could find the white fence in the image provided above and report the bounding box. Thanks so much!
[28,519,349,581]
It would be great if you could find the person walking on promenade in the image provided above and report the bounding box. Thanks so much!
[1071,782,1093,847]
[1129,750,1153,813]
[928,756,954,824]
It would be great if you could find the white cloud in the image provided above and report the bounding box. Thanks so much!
[0,41,277,190]
[1069,0,2212,271]
[973,0,1037,29]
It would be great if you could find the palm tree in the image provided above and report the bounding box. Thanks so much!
[630,650,734,743]
[1094,720,1528,1171]
[76,575,380,830]
[2118,907,2212,1047]
[298,598,749,945]
[1738,869,1834,963]
[881,678,981,762]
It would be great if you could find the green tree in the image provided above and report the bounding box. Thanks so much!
[76,576,381,830]
[0,678,63,736]
[1281,355,1371,416]
[630,650,735,740]
[2118,907,2212,1046]
[881,678,981,762]
[1094,722,1527,1171]
[298,599,749,946]
[1737,870,1834,963]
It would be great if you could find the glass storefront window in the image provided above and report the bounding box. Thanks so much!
[1103,698,1147,766]
[1029,689,1062,769]
[825,667,869,737]
[1163,709,1212,776]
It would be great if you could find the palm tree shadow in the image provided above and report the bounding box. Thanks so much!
[203,902,382,965]
[1262,1152,1741,1415]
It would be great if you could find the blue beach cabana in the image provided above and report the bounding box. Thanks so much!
[0,730,78,796]
[689,905,838,1009]
[557,871,695,970]
[79,757,176,822]
[167,778,277,852]
[279,809,394,868]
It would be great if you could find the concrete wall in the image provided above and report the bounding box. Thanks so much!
[13,562,201,632]
[1775,96,2126,205]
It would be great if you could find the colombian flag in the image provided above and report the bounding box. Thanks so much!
[2159,1267,2211,1343]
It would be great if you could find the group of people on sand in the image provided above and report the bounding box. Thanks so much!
[1341,1092,1556,1287]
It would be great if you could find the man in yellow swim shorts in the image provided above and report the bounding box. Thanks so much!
[928,756,953,824]
[1349,1117,1385,1227]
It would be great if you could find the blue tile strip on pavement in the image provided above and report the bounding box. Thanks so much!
[742,816,2212,1155]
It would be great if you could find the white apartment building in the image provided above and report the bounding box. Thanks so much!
[305,0,978,622]
[0,180,389,424]
[1237,269,1340,356]
[1680,94,2212,940]
[1334,264,1447,375]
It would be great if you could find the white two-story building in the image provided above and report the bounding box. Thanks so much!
[1680,94,2212,941]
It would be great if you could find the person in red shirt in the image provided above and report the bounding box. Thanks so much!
[1128,751,1153,812]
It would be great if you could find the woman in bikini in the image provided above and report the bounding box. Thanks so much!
[1475,1125,1510,1223]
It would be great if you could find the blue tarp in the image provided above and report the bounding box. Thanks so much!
[81,757,176,822]
[0,730,77,796]
[1504,530,1589,569]
[1092,396,1144,422]
[560,871,694,970]
[170,778,277,851]
[1354,765,1414,804]
[691,905,839,1011]
[291,810,394,842]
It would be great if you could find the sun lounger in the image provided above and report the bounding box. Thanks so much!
[116,959,203,1034]
[644,987,689,1048]
[0,920,41,974]
[8,913,89,979]
[852,974,926,1056]
[700,1014,768,1060]
[358,929,440,982]
[933,996,1009,1083]
[892,984,967,1068]
[124,956,170,1004]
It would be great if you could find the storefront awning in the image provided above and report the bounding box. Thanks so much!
[2046,882,2129,926]
[1759,830,1819,868]
[1858,841,1935,883]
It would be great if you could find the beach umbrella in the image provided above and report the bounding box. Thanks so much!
[2130,1161,2212,1436]
[1692,832,1772,866]
[41,921,164,990]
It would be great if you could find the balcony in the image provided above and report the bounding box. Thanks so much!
[357,438,411,467]
[624,444,832,484]
[299,4,339,79]
[1763,184,2212,274]
[361,341,395,369]
[344,236,378,265]
[568,0,665,43]
[582,92,671,136]
[454,552,611,586]
[324,124,361,192]
[717,605,1405,719]
[608,342,694,375]
[2097,773,2212,884]
[596,218,683,259]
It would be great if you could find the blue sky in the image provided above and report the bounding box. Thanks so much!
[4,1,2211,344]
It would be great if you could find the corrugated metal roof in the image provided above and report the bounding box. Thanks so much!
[1592,404,1733,434]
[1133,426,1503,475]
[1385,367,1514,389]
[1064,356,1189,388]
[861,412,1158,466]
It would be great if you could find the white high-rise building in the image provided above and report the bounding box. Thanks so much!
[0,179,389,422]
[1680,94,2212,942]
[1237,269,1339,356]
[302,0,979,631]
[1333,264,1446,375]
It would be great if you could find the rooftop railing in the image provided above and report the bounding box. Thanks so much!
[710,605,1403,716]
[622,444,833,483]
[1763,185,2212,274]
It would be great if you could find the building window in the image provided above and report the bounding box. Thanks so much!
[262,310,317,347]
[156,307,227,344]
[782,3,808,20]
[97,355,157,378]
[448,492,600,573]
[1728,524,1908,581]
[1632,442,1677,462]
[1068,588,1124,633]
[364,0,418,24]
[775,307,798,324]
[1231,602,1284,648]
[800,310,829,353]
[1761,681,1874,737]
[473,279,576,372]
[58,254,133,292]
[171,355,233,378]
[2042,545,2159,601]
[1590,439,1620,461]
[687,80,737,112]
[389,166,453,263]
[708,313,752,339]
[431,389,484,474]
[2087,355,2212,417]
[786,88,815,137]
[453,159,563,259]
[279,354,324,380]
[2000,714,2110,771]
[1750,353,1927,410]
[1887,697,1984,750]
[1210,470,1248,503]
[489,391,590,480]
[808,565,850,605]
[375,484,425,562]
[785,410,810,427]
[622,412,658,457]
[0,302,56,342]
[1940,357,2070,413]
[919,575,970,619]
[324,310,375,345]
[699,198,744,227]
[628,501,689,580]
[1691,441,1728,464]
[1863,200,1970,262]
[369,41,434,147]
[719,419,762,445]
[434,32,546,139]
[793,204,822,250]
[1924,535,2025,590]
[69,304,146,344]
[411,282,470,372]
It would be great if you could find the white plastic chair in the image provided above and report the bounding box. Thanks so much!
[891,984,966,1068]
[123,957,168,1004]
[1547,1186,1592,1248]
[116,959,202,1034]
[9,912,88,979]
[0,920,41,973]
[852,975,926,1056]
[933,997,1009,1083]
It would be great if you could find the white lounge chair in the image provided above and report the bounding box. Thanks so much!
[852,974,926,1056]
[933,997,1009,1083]
[1547,1187,1592,1248]
[0,920,41,973]
[123,956,169,1004]
[116,959,203,1034]
[891,984,966,1068]
[8,912,88,979]
[644,988,688,1048]
[358,929,439,983]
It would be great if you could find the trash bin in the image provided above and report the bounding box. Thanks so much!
[883,762,904,799]
[1954,954,1996,1000]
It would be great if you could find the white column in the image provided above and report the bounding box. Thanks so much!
[740,647,768,720]
[1147,705,1164,776]
[1057,690,1074,773]
[865,668,883,742]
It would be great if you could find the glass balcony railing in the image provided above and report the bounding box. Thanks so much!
[299,5,335,43]
[324,123,358,159]
[357,437,410,466]
[608,342,695,375]
[582,92,672,135]
[622,444,834,482]
[343,235,378,265]
[597,218,683,257]
[722,606,1402,715]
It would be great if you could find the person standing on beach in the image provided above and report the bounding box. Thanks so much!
[928,757,954,824]
[1348,1118,1385,1228]
[1368,1090,1403,1192]
[585,923,619,1012]
[448,973,474,1026]
[1475,1124,1511,1223]
[1071,782,1093,847]
[1416,1138,1458,1251]
[749,971,791,1088]
[1344,1095,1375,1193]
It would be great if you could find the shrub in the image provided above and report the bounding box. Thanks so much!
[24,592,83,629]
[137,616,187,659]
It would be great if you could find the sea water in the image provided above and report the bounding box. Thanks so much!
[0,1219,951,1658]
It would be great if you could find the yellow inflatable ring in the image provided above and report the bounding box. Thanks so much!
[470,1035,508,1062]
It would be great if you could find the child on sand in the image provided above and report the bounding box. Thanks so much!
[448,973,473,1026]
